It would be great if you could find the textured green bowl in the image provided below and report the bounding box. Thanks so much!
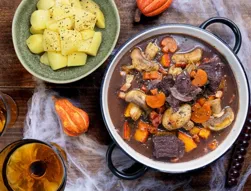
[12,0,120,84]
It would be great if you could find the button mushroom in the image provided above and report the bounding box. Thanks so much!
[209,98,222,115]
[202,107,235,131]
[162,104,192,131]
[125,89,151,114]
[172,48,203,64]
[145,42,160,60]
[130,48,160,72]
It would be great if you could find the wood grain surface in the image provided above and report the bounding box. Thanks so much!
[0,0,250,190]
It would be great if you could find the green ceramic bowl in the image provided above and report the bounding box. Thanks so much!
[12,0,120,84]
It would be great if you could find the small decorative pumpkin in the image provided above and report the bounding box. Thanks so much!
[136,0,173,17]
[54,98,89,137]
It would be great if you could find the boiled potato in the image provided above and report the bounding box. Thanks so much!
[30,26,44,34]
[47,52,68,70]
[69,0,81,8]
[85,32,102,56]
[37,0,55,10]
[47,18,74,31]
[80,0,99,14]
[52,5,74,20]
[78,39,92,52]
[40,52,50,65]
[81,29,95,40]
[43,29,61,51]
[26,34,44,54]
[68,52,87,66]
[96,9,105,28]
[30,10,51,30]
[60,30,82,55]
[74,10,96,31]
[54,0,70,6]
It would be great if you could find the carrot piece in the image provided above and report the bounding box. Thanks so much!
[190,70,197,78]
[146,92,166,108]
[138,120,149,131]
[192,69,208,87]
[134,129,149,143]
[175,62,187,68]
[189,127,201,135]
[178,131,197,152]
[160,37,178,53]
[143,71,162,80]
[197,97,206,106]
[123,121,131,141]
[124,103,134,117]
[198,128,211,139]
[160,54,170,67]
[191,101,212,123]
[208,139,219,150]
[150,88,158,95]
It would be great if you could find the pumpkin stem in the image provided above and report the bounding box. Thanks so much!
[134,8,142,23]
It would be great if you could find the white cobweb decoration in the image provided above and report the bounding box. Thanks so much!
[24,0,251,190]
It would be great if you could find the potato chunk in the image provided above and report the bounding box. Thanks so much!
[78,39,92,53]
[69,0,81,8]
[96,9,105,29]
[85,32,102,56]
[47,18,74,31]
[37,0,55,10]
[47,52,67,70]
[80,29,95,40]
[68,52,87,67]
[43,29,61,52]
[51,5,74,20]
[26,34,44,54]
[30,26,44,34]
[74,10,97,31]
[80,0,99,14]
[40,52,50,65]
[60,29,82,55]
[30,10,50,30]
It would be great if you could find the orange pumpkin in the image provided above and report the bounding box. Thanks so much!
[136,0,173,17]
[54,98,89,137]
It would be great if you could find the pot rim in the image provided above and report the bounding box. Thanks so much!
[101,23,250,173]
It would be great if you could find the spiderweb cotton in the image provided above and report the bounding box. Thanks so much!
[24,0,251,190]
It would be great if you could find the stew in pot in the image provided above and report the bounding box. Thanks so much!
[108,34,238,163]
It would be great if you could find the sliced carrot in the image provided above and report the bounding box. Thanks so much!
[175,62,187,68]
[150,88,158,95]
[138,120,149,131]
[124,103,134,117]
[197,97,206,106]
[123,121,131,141]
[146,92,166,108]
[208,139,219,150]
[160,54,170,67]
[191,101,212,123]
[190,70,197,78]
[191,69,208,87]
[178,131,197,152]
[143,71,162,80]
[198,128,211,139]
[189,127,201,135]
[160,37,178,53]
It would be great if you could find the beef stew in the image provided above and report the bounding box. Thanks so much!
[108,34,238,163]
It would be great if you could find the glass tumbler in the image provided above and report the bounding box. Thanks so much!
[0,139,67,191]
[0,92,18,136]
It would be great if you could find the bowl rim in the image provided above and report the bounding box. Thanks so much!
[101,23,250,173]
[12,0,121,84]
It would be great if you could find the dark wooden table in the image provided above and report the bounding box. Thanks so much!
[0,0,250,190]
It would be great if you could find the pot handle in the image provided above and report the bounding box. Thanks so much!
[106,142,148,180]
[199,17,242,54]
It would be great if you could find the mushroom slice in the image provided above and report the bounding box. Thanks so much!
[202,107,235,131]
[145,42,160,60]
[162,104,192,131]
[172,48,203,64]
[209,98,222,115]
[125,89,151,114]
[130,48,159,72]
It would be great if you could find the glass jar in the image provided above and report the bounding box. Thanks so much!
[0,139,67,191]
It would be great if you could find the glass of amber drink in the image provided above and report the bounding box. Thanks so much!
[0,93,17,136]
[0,139,67,191]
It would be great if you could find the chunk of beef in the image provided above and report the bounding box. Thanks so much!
[166,94,181,112]
[170,72,202,102]
[153,135,185,159]
[199,56,224,92]
[155,74,175,95]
